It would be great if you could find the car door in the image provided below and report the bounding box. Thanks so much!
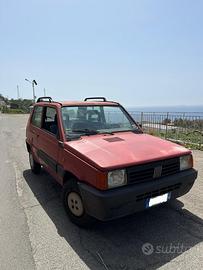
[37,106,60,179]
[29,105,43,160]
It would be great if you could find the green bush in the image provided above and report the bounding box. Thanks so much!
[2,107,25,114]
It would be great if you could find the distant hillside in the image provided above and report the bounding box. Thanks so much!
[0,94,9,104]
[0,93,33,113]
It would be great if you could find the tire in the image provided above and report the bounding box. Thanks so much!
[62,180,94,227]
[29,151,41,174]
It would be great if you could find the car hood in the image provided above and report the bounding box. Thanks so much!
[65,132,190,171]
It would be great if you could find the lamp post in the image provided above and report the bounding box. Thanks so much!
[17,85,20,99]
[25,78,37,103]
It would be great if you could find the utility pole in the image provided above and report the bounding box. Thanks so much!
[32,80,37,103]
[25,78,37,103]
[43,88,46,96]
[17,85,20,99]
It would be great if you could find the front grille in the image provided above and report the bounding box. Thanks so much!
[127,157,180,185]
[136,183,181,202]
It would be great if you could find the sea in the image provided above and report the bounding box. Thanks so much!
[126,105,203,113]
[125,105,203,121]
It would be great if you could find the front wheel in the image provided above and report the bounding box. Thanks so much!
[29,151,41,174]
[62,181,94,227]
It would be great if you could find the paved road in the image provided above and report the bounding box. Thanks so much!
[0,114,202,270]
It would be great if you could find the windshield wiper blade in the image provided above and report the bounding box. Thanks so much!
[98,131,114,135]
[113,129,143,134]
[73,129,115,135]
[133,128,143,133]
[67,134,81,141]
[71,129,99,135]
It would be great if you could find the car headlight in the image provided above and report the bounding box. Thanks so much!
[180,155,193,171]
[108,169,127,188]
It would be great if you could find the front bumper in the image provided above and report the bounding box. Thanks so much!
[78,168,198,221]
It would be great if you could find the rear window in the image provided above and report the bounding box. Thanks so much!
[31,106,43,127]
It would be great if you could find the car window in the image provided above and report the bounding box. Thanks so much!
[42,107,58,136]
[104,106,129,125]
[31,106,43,127]
[62,106,102,121]
[61,105,139,139]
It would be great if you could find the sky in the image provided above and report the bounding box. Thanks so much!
[0,0,203,106]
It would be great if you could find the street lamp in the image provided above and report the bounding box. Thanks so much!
[25,78,37,103]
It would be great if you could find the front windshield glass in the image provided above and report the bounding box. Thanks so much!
[61,105,140,139]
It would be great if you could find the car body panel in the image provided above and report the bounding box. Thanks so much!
[64,132,191,171]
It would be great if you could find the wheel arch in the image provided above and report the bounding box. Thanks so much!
[63,170,78,186]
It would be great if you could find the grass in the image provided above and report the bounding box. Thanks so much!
[146,128,203,150]
[1,108,26,114]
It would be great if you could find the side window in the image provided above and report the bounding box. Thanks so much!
[42,107,58,135]
[31,106,43,127]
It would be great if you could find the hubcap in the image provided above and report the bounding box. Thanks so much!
[29,153,34,169]
[67,192,84,217]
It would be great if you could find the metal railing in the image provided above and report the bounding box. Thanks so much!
[128,111,203,150]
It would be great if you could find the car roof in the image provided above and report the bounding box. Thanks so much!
[60,101,118,106]
[34,99,119,107]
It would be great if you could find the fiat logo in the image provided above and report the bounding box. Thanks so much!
[153,166,162,178]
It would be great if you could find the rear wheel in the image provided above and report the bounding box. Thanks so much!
[29,151,41,174]
[62,180,94,227]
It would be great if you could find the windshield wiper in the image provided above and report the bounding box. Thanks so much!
[98,131,114,135]
[71,129,99,135]
[129,128,143,134]
[67,134,81,141]
[112,128,143,134]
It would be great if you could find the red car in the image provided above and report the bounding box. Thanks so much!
[26,96,197,226]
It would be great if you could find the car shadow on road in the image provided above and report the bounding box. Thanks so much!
[23,169,203,270]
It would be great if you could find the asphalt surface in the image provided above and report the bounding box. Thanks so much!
[0,113,202,270]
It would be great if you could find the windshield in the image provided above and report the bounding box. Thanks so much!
[61,105,140,139]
